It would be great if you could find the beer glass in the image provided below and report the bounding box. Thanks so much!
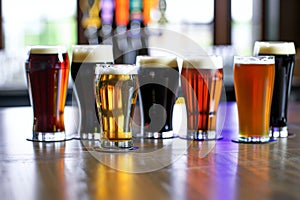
[181,55,223,140]
[71,45,113,140]
[26,45,70,142]
[94,64,139,148]
[233,56,275,143]
[253,41,296,138]
[136,56,179,138]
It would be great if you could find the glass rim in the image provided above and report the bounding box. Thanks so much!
[71,44,113,63]
[182,55,223,69]
[253,41,296,55]
[234,56,275,64]
[28,45,68,54]
[95,64,138,75]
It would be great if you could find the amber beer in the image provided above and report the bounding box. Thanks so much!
[94,64,139,148]
[253,42,296,138]
[136,56,179,138]
[71,45,113,139]
[234,56,275,143]
[26,46,70,141]
[181,56,223,140]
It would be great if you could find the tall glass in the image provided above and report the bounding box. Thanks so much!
[253,41,296,138]
[233,56,275,143]
[26,45,70,142]
[181,55,223,140]
[71,45,113,140]
[136,56,179,138]
[94,64,139,148]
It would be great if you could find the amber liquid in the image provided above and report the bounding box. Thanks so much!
[234,63,275,138]
[27,53,70,132]
[95,74,138,141]
[181,68,223,132]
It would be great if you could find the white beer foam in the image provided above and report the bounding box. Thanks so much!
[254,41,296,55]
[30,45,67,54]
[234,56,275,65]
[72,45,114,63]
[182,55,223,69]
[136,56,178,68]
[95,64,138,75]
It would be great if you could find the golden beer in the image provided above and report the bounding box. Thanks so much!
[234,56,275,142]
[181,56,223,140]
[95,64,139,148]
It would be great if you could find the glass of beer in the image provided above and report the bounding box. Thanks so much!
[25,45,70,142]
[253,41,296,138]
[233,56,275,143]
[94,64,139,148]
[136,56,179,139]
[71,45,113,140]
[181,55,223,140]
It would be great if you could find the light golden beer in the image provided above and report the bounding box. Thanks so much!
[234,56,275,142]
[181,55,223,140]
[95,64,139,148]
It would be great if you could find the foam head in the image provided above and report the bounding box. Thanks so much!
[29,45,67,54]
[95,64,138,75]
[182,55,223,69]
[136,56,178,68]
[254,41,296,55]
[234,56,275,65]
[72,45,114,63]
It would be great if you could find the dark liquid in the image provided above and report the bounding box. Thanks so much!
[27,53,69,132]
[71,62,102,134]
[259,54,295,128]
[138,67,179,133]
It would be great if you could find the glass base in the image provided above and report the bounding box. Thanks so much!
[80,132,101,140]
[232,136,271,143]
[28,131,71,142]
[181,130,222,141]
[100,140,133,149]
[143,130,176,139]
[269,126,288,138]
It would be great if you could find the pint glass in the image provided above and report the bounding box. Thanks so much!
[234,56,275,143]
[71,45,113,140]
[26,45,70,142]
[253,41,296,138]
[136,56,179,138]
[94,64,139,148]
[181,55,223,140]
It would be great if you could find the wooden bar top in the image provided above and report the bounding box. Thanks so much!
[1,102,300,200]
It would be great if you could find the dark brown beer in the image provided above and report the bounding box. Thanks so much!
[95,65,139,148]
[26,46,70,141]
[234,56,275,142]
[136,56,179,138]
[181,56,223,140]
[71,45,113,138]
[254,42,296,137]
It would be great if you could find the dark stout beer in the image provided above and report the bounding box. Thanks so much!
[71,45,113,139]
[254,42,296,137]
[181,56,223,140]
[136,56,179,138]
[26,46,70,141]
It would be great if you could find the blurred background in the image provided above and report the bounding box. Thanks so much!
[0,0,300,106]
